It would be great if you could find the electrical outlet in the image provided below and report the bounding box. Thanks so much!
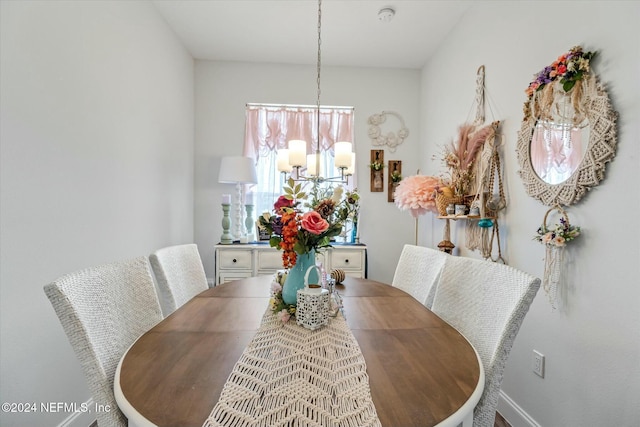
[533,350,545,377]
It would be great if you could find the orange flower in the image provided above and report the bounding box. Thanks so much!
[279,210,299,269]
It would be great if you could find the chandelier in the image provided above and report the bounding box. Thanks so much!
[276,0,355,184]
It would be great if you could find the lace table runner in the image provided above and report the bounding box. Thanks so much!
[202,308,382,427]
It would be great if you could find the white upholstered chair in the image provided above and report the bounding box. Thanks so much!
[149,243,208,314]
[431,256,541,427]
[44,256,163,427]
[391,244,449,308]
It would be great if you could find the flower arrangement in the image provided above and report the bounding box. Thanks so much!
[534,216,581,247]
[390,170,402,183]
[369,161,385,171]
[440,122,498,197]
[394,174,443,218]
[525,46,595,97]
[269,272,296,323]
[258,178,357,269]
[523,46,596,122]
[340,188,360,222]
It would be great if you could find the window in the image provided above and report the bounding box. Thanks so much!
[243,104,356,218]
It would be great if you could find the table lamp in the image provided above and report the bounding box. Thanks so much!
[218,156,258,242]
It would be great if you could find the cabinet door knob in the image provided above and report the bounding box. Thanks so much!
[232,258,237,263]
[345,259,349,263]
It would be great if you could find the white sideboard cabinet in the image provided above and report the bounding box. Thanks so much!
[214,243,367,286]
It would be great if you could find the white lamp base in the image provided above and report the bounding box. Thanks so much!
[233,182,244,242]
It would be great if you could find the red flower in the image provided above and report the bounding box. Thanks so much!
[300,211,329,235]
[273,195,293,213]
[556,64,567,75]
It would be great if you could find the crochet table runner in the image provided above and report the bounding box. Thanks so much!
[202,308,382,427]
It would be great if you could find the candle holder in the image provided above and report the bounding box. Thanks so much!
[220,203,233,245]
[245,204,255,242]
[218,156,258,242]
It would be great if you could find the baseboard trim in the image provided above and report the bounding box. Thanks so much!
[497,391,541,427]
[56,398,96,427]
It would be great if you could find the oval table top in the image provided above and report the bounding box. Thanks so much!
[115,276,483,427]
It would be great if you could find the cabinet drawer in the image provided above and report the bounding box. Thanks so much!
[257,250,283,270]
[218,250,253,269]
[330,250,363,270]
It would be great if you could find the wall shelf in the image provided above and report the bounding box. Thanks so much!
[437,215,495,221]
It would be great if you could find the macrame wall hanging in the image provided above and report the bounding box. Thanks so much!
[534,205,581,309]
[436,66,507,262]
[517,46,609,309]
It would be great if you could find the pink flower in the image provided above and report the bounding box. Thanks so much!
[394,175,443,218]
[542,232,554,244]
[277,309,291,323]
[300,211,329,235]
[271,281,282,294]
[553,236,566,247]
[273,195,294,213]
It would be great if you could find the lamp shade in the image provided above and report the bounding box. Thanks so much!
[288,140,307,167]
[306,153,324,176]
[334,142,352,168]
[218,156,258,184]
[345,152,356,176]
[277,149,292,173]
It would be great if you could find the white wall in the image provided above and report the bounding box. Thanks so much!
[0,1,194,426]
[420,1,640,426]
[195,61,421,284]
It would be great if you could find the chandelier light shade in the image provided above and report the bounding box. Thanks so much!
[334,142,353,168]
[306,153,325,176]
[277,149,293,173]
[345,152,356,176]
[287,140,307,168]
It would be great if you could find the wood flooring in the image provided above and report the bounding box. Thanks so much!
[495,411,512,427]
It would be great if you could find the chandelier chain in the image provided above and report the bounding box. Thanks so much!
[316,0,322,154]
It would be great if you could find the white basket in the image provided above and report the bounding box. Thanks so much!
[296,266,330,331]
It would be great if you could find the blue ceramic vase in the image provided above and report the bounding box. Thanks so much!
[282,249,318,305]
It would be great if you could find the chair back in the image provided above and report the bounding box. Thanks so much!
[431,256,540,427]
[391,244,448,308]
[149,243,208,314]
[44,256,163,427]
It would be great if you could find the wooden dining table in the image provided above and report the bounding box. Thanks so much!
[115,276,483,427]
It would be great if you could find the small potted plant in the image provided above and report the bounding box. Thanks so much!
[369,160,385,171]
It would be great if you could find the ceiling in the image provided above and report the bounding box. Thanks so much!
[152,1,473,69]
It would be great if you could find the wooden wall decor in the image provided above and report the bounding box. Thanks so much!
[370,150,384,192]
[388,160,402,202]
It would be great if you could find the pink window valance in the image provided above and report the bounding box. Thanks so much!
[244,104,354,161]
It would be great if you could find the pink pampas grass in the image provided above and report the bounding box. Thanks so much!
[394,175,443,218]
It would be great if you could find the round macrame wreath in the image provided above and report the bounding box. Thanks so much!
[367,111,409,152]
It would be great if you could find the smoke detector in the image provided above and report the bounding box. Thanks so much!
[378,7,395,23]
